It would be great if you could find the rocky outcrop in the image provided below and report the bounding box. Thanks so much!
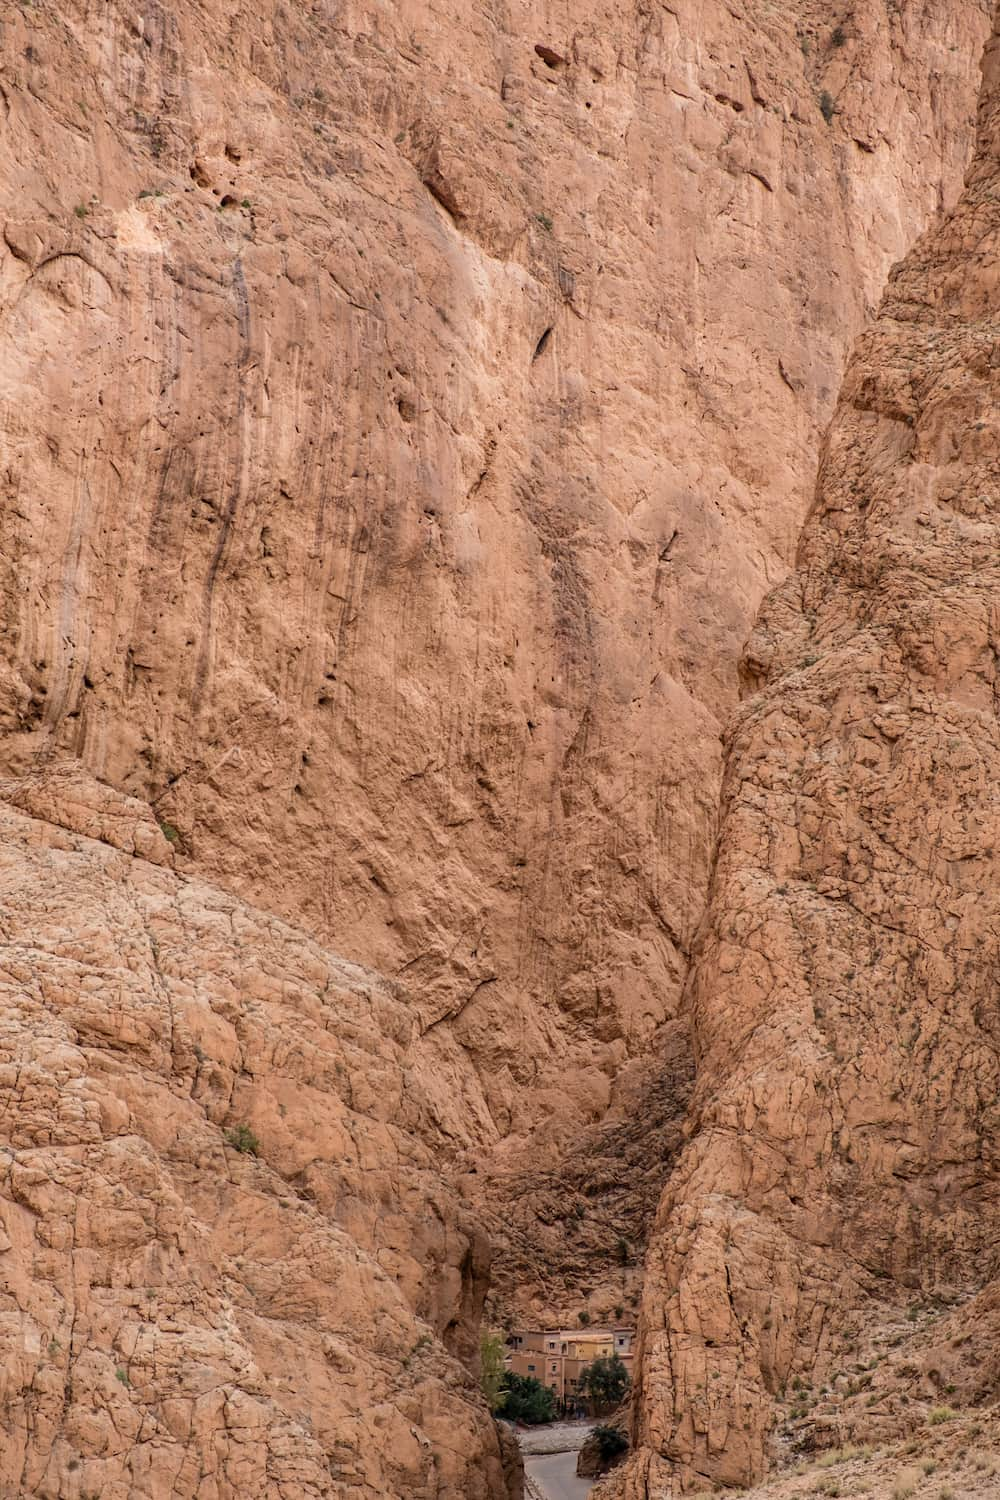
[622,6,1000,1492]
[578,1415,629,1478]
[0,767,508,1497]
[595,1406,1000,1500]
[496,1420,526,1500]
[0,0,995,1493]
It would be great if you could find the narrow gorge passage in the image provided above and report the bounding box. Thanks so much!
[0,2,997,1499]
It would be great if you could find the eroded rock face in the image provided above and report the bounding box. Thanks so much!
[0,0,989,1198]
[0,0,994,1493]
[623,8,1000,1491]
[0,768,508,1498]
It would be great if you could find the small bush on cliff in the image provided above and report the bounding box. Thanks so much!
[592,1425,628,1461]
[225,1124,260,1156]
[500,1372,556,1424]
[819,90,836,123]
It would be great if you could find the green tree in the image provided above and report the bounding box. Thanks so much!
[500,1372,557,1424]
[580,1354,630,1414]
[480,1330,507,1413]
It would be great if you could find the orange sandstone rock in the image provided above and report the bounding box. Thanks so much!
[0,772,508,1498]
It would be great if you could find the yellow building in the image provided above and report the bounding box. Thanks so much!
[506,1326,634,1410]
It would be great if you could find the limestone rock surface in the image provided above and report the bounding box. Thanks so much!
[621,7,1000,1492]
[0,0,996,1494]
[0,768,508,1498]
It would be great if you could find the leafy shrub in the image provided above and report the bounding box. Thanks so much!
[225,1124,260,1156]
[592,1425,628,1461]
[580,1353,630,1412]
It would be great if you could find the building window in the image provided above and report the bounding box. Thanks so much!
[527,1364,535,1372]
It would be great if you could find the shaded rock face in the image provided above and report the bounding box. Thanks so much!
[0,0,994,1495]
[480,1020,694,1328]
[624,7,1000,1492]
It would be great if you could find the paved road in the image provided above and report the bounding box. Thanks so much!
[524,1451,593,1500]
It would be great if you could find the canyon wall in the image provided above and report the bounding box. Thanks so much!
[0,0,994,1494]
[0,767,517,1499]
[621,5,1000,1492]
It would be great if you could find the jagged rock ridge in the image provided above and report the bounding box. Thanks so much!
[620,5,1000,1492]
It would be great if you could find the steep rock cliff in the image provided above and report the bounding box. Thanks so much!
[622,7,1000,1491]
[0,0,988,1185]
[0,0,994,1494]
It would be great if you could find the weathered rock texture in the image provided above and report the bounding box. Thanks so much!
[0,767,510,1497]
[0,0,994,1492]
[622,8,1000,1492]
[0,0,989,1169]
[596,1402,1000,1500]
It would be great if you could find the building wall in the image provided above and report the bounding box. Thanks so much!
[507,1329,635,1412]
